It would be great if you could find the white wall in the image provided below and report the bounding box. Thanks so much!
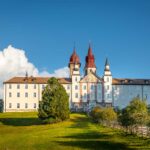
[4,83,40,112]
[104,76,112,103]
[113,85,150,108]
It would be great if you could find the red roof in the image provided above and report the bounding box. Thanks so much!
[85,45,96,68]
[69,49,80,64]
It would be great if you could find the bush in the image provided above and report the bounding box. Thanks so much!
[119,97,149,133]
[90,106,117,126]
[90,106,103,123]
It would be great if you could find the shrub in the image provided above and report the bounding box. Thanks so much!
[90,106,117,126]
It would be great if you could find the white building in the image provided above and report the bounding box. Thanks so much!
[3,45,150,112]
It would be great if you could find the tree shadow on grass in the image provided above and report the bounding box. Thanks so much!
[56,131,137,150]
[0,118,42,126]
[57,140,133,150]
[69,114,91,129]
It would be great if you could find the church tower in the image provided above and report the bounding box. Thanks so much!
[68,47,81,77]
[84,44,96,75]
[68,47,81,109]
[103,58,113,106]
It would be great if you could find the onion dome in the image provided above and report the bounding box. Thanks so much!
[69,48,80,64]
[85,44,96,68]
[69,50,80,63]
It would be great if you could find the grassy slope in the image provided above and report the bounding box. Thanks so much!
[0,113,150,150]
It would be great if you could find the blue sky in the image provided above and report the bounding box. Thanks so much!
[0,0,150,78]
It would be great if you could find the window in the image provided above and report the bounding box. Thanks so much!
[9,92,12,97]
[9,84,12,89]
[67,85,70,90]
[91,85,94,90]
[84,93,87,99]
[17,103,20,108]
[67,93,70,97]
[145,80,149,84]
[75,93,78,98]
[107,77,109,82]
[107,85,109,90]
[97,84,101,89]
[25,92,28,98]
[75,77,77,82]
[107,94,110,99]
[145,94,148,99]
[17,84,20,89]
[17,92,20,97]
[34,103,36,108]
[33,92,36,97]
[34,84,36,89]
[25,84,28,89]
[75,85,78,90]
[83,85,86,90]
[42,84,45,90]
[98,93,101,98]
[129,80,133,83]
[114,86,117,90]
[9,103,12,108]
[25,103,28,108]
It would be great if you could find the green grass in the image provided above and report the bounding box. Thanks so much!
[0,113,150,150]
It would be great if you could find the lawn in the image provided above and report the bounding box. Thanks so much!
[0,113,150,150]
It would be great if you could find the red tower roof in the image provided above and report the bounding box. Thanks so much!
[85,44,96,68]
[69,48,80,64]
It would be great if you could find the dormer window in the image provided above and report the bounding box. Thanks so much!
[121,80,125,84]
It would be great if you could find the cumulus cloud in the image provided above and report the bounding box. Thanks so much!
[0,45,69,98]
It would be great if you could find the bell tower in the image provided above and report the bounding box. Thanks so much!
[68,47,81,77]
[103,58,113,105]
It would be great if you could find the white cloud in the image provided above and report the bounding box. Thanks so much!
[45,67,69,78]
[0,45,69,98]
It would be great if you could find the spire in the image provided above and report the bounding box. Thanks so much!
[25,71,28,78]
[105,58,109,66]
[85,43,96,68]
[73,42,76,54]
[104,58,111,72]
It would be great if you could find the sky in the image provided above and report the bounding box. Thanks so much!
[0,0,150,85]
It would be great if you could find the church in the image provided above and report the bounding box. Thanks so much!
[3,45,150,112]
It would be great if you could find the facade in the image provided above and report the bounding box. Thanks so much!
[3,45,150,112]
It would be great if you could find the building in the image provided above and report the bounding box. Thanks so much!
[3,45,150,112]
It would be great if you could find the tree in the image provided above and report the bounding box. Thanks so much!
[119,97,148,133]
[38,77,70,123]
[0,99,3,112]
